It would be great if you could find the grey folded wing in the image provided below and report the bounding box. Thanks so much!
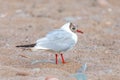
[36,29,75,52]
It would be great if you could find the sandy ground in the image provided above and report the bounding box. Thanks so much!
[0,0,120,80]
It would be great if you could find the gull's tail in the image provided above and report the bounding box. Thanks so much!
[16,43,36,47]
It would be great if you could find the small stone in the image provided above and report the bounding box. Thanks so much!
[108,8,112,12]
[105,50,110,53]
[0,13,7,18]
[16,9,23,13]
[16,72,29,76]
[97,0,109,7]
[32,68,40,72]
[45,76,59,80]
[105,21,112,26]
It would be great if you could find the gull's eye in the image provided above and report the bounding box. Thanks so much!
[72,27,76,30]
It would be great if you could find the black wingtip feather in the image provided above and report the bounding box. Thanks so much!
[16,43,36,47]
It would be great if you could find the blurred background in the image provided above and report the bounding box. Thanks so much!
[0,0,120,80]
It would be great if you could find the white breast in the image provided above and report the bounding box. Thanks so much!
[71,33,78,44]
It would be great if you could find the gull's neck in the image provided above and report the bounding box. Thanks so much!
[61,23,72,33]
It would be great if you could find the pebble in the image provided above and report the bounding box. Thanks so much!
[45,76,59,80]
[0,13,7,18]
[97,0,109,7]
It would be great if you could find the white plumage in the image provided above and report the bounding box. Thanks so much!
[31,22,78,52]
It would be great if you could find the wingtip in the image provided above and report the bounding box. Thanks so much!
[16,45,21,47]
[16,44,36,48]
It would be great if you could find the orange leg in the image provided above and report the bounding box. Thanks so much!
[60,53,65,64]
[55,54,58,64]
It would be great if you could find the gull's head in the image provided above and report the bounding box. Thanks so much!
[61,22,83,34]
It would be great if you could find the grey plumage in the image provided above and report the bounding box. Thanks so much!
[35,29,76,52]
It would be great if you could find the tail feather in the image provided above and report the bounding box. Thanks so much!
[16,43,36,47]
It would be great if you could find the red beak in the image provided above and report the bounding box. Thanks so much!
[77,30,83,34]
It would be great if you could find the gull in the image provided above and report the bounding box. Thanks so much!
[16,22,83,64]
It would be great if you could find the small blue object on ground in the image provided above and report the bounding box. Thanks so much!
[72,73,87,80]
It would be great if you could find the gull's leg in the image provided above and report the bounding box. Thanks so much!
[60,53,65,64]
[55,54,58,64]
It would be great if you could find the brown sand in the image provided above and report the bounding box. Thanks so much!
[0,0,120,80]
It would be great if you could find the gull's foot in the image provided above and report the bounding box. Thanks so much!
[62,61,70,64]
